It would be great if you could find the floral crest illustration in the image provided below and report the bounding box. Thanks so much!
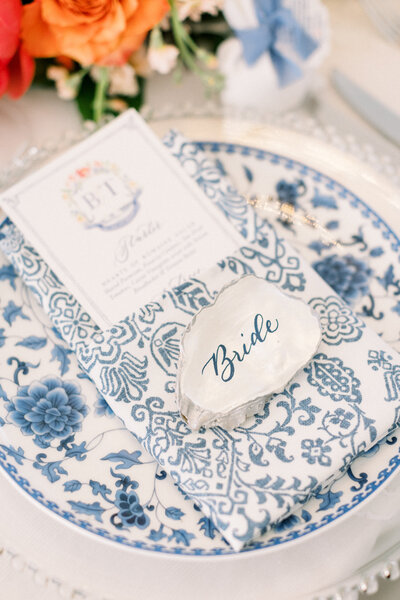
[63,161,141,232]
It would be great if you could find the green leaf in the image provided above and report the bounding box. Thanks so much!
[75,74,145,121]
[76,73,96,121]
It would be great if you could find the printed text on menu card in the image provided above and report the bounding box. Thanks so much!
[0,111,242,330]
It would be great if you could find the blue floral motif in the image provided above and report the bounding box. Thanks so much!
[304,354,362,404]
[94,393,114,418]
[0,218,24,254]
[313,254,372,304]
[50,344,73,376]
[328,408,355,429]
[6,376,88,447]
[276,179,306,207]
[368,350,393,372]
[308,295,365,345]
[3,300,29,326]
[314,488,343,511]
[322,407,359,440]
[49,291,100,344]
[301,438,332,467]
[310,189,337,210]
[274,514,300,532]
[151,322,186,376]
[0,264,18,289]
[222,240,306,293]
[377,265,400,295]
[368,350,400,406]
[164,133,251,239]
[114,489,149,529]
[98,351,149,403]
[165,280,214,316]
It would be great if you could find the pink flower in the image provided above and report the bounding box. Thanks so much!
[0,0,35,98]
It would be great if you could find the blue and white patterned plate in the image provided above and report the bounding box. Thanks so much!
[1,127,400,556]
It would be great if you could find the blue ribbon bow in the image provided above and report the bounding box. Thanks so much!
[234,0,318,87]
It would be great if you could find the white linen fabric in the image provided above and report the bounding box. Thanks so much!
[1,130,400,551]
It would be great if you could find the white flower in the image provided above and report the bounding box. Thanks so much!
[47,65,79,100]
[91,64,138,97]
[148,44,179,75]
[108,64,138,96]
[56,81,79,100]
[177,0,224,21]
[47,65,69,82]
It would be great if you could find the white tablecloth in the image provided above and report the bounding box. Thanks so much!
[1,1,400,598]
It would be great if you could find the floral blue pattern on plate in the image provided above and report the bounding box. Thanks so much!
[0,138,400,554]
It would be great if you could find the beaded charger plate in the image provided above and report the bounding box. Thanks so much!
[0,114,400,569]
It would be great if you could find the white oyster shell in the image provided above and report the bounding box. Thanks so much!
[177,275,321,430]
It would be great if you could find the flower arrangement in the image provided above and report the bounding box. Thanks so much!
[0,0,226,121]
[0,0,326,121]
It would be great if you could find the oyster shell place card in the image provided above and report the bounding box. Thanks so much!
[178,275,321,430]
[2,125,400,553]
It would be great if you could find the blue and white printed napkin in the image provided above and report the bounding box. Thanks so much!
[1,131,400,551]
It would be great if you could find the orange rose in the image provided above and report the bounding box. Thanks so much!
[22,0,170,66]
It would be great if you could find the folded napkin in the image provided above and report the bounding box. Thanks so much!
[1,131,400,551]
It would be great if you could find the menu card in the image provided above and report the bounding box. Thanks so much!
[0,110,242,330]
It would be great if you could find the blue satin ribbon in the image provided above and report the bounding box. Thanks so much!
[234,0,318,87]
